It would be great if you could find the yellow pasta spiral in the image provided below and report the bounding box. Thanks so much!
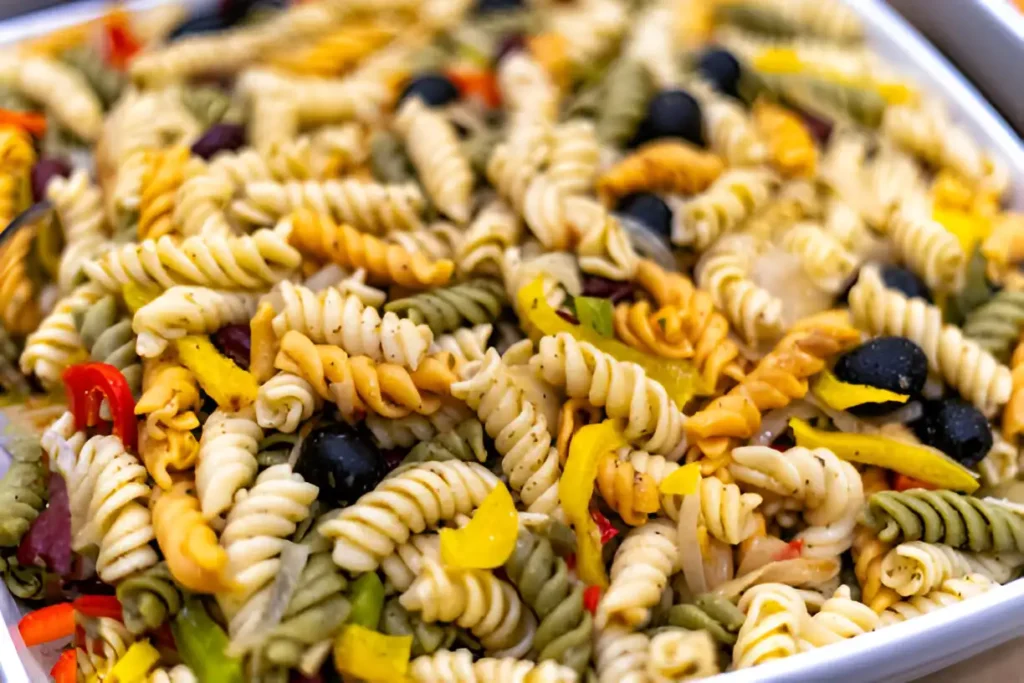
[752,99,818,179]
[0,228,41,335]
[138,146,190,240]
[135,355,201,490]
[264,24,394,77]
[1004,335,1024,443]
[283,208,454,289]
[556,397,603,466]
[613,300,694,360]
[686,322,861,471]
[0,126,36,174]
[597,451,662,526]
[273,330,458,420]
[597,140,725,207]
[152,481,229,593]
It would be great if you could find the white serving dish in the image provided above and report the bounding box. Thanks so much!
[0,0,1022,682]
[888,0,1024,135]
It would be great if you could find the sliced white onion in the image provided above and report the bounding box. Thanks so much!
[227,541,310,657]
[804,393,872,434]
[714,557,841,601]
[703,538,735,591]
[677,487,707,595]
[735,535,791,578]
[753,401,824,446]
[617,214,676,271]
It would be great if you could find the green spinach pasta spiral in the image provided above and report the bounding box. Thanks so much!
[0,435,46,547]
[503,526,593,674]
[666,593,746,648]
[380,596,459,657]
[73,295,142,398]
[180,85,241,128]
[370,130,416,184]
[59,46,125,110]
[595,59,655,147]
[402,417,488,466]
[862,490,1024,554]
[962,290,1024,363]
[753,72,886,128]
[116,562,184,635]
[0,555,45,600]
[384,279,507,335]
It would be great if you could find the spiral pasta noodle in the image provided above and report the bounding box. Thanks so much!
[887,209,966,293]
[263,24,394,77]
[530,333,686,456]
[597,518,681,629]
[595,626,650,683]
[673,169,780,251]
[20,282,104,389]
[695,240,784,346]
[504,526,593,673]
[1003,336,1024,443]
[799,586,878,648]
[403,417,488,465]
[196,406,262,520]
[283,208,455,289]
[364,403,473,449]
[877,574,996,628]
[569,195,640,281]
[409,649,578,683]
[430,324,493,364]
[138,146,190,240]
[962,291,1024,364]
[73,295,142,398]
[880,541,1020,598]
[116,562,183,635]
[77,615,134,680]
[752,99,818,179]
[733,583,808,669]
[546,119,600,196]
[0,228,41,336]
[16,56,103,140]
[233,178,426,233]
[394,97,474,223]
[667,593,746,648]
[135,354,201,488]
[849,265,1012,416]
[382,596,458,658]
[598,141,725,207]
[385,279,507,335]
[0,437,45,548]
[687,77,768,167]
[779,222,858,294]
[456,201,523,277]
[319,460,498,572]
[647,628,720,682]
[47,169,110,292]
[882,102,989,183]
[451,348,562,512]
[132,286,259,358]
[152,481,228,594]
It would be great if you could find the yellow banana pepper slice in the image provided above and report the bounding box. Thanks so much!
[440,482,518,569]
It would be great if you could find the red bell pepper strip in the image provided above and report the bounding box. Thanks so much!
[51,649,76,683]
[583,585,601,615]
[18,603,74,646]
[590,508,619,544]
[103,10,141,70]
[772,539,804,562]
[63,362,138,451]
[73,594,123,621]
[0,110,46,137]
[893,473,939,492]
[446,68,501,109]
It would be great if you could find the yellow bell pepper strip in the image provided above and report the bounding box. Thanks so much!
[658,462,701,496]
[171,598,243,683]
[812,369,909,411]
[174,336,258,411]
[752,48,917,105]
[334,624,412,683]
[348,572,385,629]
[249,301,279,383]
[789,418,979,493]
[440,481,518,569]
[560,420,627,588]
[518,276,702,404]
[107,640,161,683]
[934,206,992,254]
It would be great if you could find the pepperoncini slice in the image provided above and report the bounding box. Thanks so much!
[174,336,258,411]
[107,641,160,683]
[333,624,412,683]
[560,420,627,588]
[121,282,159,314]
[812,369,909,411]
[934,206,992,254]
[752,48,917,105]
[440,482,518,569]
[789,418,979,493]
[518,276,701,404]
[659,462,701,496]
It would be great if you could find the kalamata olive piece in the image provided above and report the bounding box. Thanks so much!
[911,398,993,468]
[213,324,251,369]
[190,123,246,160]
[617,192,672,241]
[494,33,528,64]
[633,90,704,147]
[581,275,636,303]
[834,337,927,416]
[398,73,461,108]
[880,264,932,303]
[297,423,387,507]
[696,48,742,99]
[31,158,72,202]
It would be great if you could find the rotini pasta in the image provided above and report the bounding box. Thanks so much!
[116,562,183,635]
[597,518,681,629]
[695,239,784,345]
[138,146,190,240]
[877,574,996,628]
[132,286,259,358]
[385,279,507,335]
[195,406,262,520]
[673,169,780,251]
[152,481,228,593]
[733,583,808,669]
[597,141,725,207]
[887,209,966,294]
[20,282,104,389]
[963,291,1024,364]
[880,541,1021,597]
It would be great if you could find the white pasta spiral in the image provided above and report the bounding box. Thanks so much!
[734,583,808,669]
[409,649,578,683]
[569,196,640,281]
[18,57,103,141]
[255,372,320,434]
[882,102,987,182]
[877,574,996,628]
[497,52,559,129]
[195,407,262,520]
[687,77,767,167]
[699,476,763,545]
[457,201,523,277]
[451,349,562,513]
[20,283,105,390]
[431,324,493,363]
[694,239,782,345]
[388,222,462,262]
[597,519,681,630]
[673,169,780,251]
[269,280,433,370]
[595,627,650,683]
[646,629,720,683]
[381,532,441,593]
[218,464,318,634]
[799,586,878,649]
[84,229,301,293]
[48,170,110,292]
[849,265,1012,416]
[395,97,473,223]
[233,179,426,233]
[780,222,859,294]
[148,665,198,683]
[400,558,535,655]
[880,542,1020,597]
[547,119,600,196]
[487,137,550,222]
[133,287,258,358]
[887,209,966,293]
[319,460,498,572]
[530,333,686,456]
[77,616,134,679]
[365,403,474,449]
[50,425,113,548]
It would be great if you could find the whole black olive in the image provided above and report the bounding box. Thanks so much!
[169,12,225,40]
[912,398,993,468]
[297,423,387,507]
[475,0,524,13]
[398,73,460,108]
[190,123,246,160]
[31,158,72,203]
[616,192,673,241]
[696,48,742,99]
[879,264,932,303]
[833,337,928,415]
[633,90,704,147]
